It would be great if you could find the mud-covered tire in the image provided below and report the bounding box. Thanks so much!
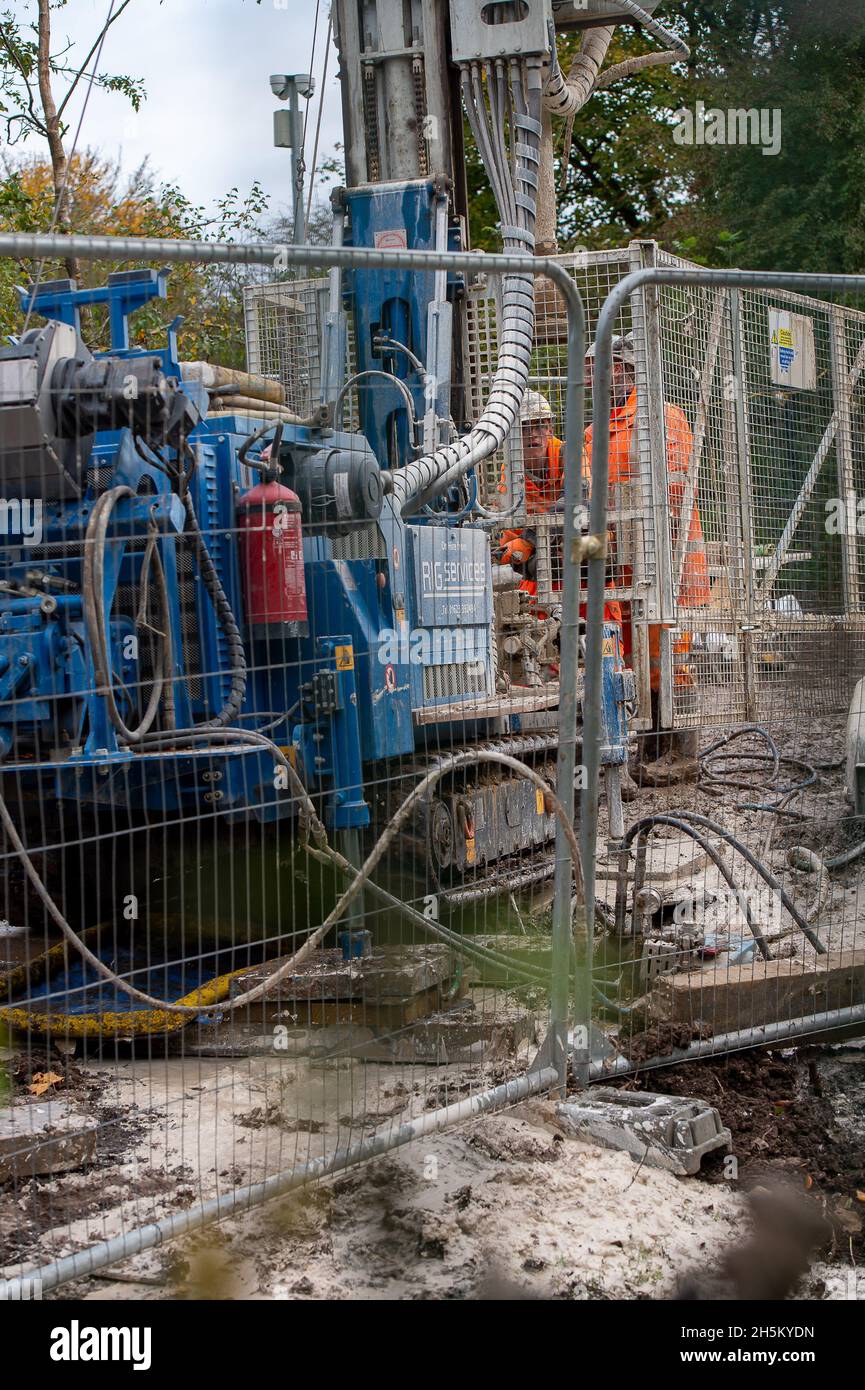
[845,677,865,813]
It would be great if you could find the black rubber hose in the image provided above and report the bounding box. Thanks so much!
[82,487,170,743]
[826,837,865,870]
[626,809,826,955]
[626,815,772,961]
[699,729,820,813]
[737,757,817,813]
[136,442,247,732]
[172,490,247,729]
[699,725,780,784]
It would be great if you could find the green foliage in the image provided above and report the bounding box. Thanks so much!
[671,0,865,272]
[465,1,865,275]
[0,154,271,367]
[554,26,691,249]
[0,0,146,149]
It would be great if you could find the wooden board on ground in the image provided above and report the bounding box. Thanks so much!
[0,1103,97,1183]
[229,943,456,1007]
[227,982,454,1031]
[647,949,865,1033]
[596,836,717,885]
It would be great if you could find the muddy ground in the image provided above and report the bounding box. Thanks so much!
[1,711,863,1299]
[1,1040,862,1301]
[616,1047,865,1259]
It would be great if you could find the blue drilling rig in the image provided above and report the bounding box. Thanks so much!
[0,1,636,915]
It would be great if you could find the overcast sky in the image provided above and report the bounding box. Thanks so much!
[28,0,343,223]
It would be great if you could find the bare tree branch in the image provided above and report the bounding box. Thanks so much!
[56,0,136,120]
[0,28,46,135]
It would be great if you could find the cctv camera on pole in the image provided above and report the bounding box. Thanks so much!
[271,73,315,245]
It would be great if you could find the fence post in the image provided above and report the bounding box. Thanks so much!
[631,241,675,629]
[830,304,859,615]
[730,287,758,720]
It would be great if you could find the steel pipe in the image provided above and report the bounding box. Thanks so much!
[590,1005,865,1080]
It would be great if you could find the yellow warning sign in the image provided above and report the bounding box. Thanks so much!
[465,836,476,866]
[536,788,545,815]
[334,645,354,671]
[602,636,615,657]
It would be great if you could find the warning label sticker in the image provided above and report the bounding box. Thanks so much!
[768,308,816,390]
[374,229,408,250]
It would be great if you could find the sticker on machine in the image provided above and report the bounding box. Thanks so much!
[333,471,353,518]
[374,229,408,250]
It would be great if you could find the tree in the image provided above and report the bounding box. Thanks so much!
[0,153,269,367]
[464,1,865,275]
[267,146,346,251]
[669,0,865,273]
[0,0,144,274]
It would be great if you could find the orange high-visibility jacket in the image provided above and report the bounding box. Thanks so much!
[581,390,710,608]
[498,437,564,515]
[499,437,564,597]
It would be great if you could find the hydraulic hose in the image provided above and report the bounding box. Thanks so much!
[786,846,831,924]
[699,725,780,787]
[82,487,172,743]
[628,813,771,961]
[389,58,543,515]
[543,2,688,118]
[305,844,552,988]
[174,489,247,729]
[82,479,247,742]
[602,0,690,60]
[698,725,816,814]
[826,837,865,870]
[625,809,826,955]
[0,749,582,1018]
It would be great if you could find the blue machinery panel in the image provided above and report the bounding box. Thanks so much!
[344,180,458,468]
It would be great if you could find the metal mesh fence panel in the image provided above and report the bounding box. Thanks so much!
[3,232,865,1297]
[581,263,865,1105]
[0,239,578,1298]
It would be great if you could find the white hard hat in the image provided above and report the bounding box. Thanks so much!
[519,389,553,423]
[585,332,635,365]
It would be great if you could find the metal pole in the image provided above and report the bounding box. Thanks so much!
[290,84,306,245]
[830,304,859,614]
[589,1003,865,1080]
[0,230,589,291]
[729,287,758,720]
[320,197,347,405]
[550,265,586,1093]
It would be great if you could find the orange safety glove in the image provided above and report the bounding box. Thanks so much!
[499,532,535,569]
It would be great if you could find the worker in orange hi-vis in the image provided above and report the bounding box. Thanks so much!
[582,333,711,782]
[497,390,564,599]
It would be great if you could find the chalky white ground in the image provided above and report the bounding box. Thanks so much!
[77,1082,747,1299]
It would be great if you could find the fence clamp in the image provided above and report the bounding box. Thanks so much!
[570,532,607,564]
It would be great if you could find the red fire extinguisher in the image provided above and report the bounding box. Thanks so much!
[236,481,308,639]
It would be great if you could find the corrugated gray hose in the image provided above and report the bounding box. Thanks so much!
[542,1,689,118]
[390,57,544,516]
